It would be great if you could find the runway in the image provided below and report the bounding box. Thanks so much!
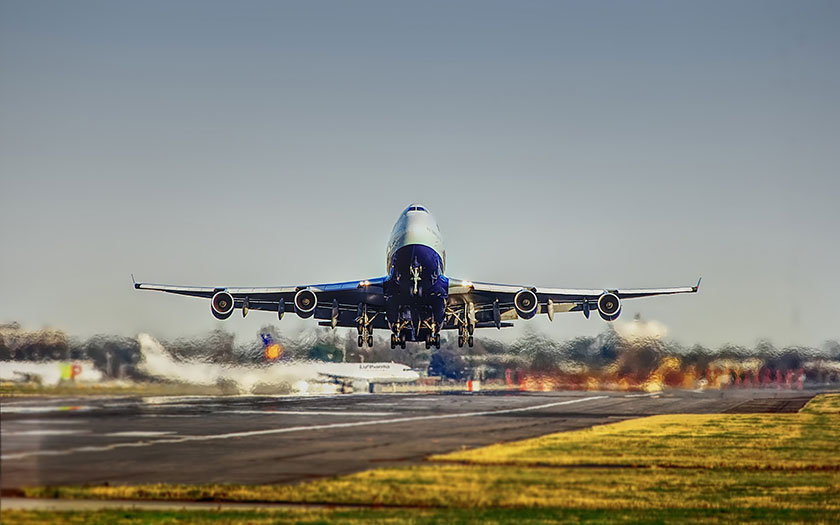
[0,389,819,489]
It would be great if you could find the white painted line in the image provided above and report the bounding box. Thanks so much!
[223,410,397,416]
[623,392,661,398]
[0,396,607,461]
[0,405,92,414]
[0,430,88,437]
[105,431,177,437]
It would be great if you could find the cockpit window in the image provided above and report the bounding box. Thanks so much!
[408,206,427,212]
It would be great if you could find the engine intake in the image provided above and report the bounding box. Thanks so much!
[294,289,318,318]
[514,289,539,319]
[597,292,621,321]
[211,291,235,320]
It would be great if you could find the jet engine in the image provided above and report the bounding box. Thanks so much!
[211,291,235,320]
[294,289,318,318]
[597,292,621,321]
[514,289,539,319]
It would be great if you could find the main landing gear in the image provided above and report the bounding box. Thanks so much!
[390,319,409,350]
[425,333,441,350]
[357,331,373,348]
[356,303,375,348]
[457,324,474,348]
[390,333,407,350]
[450,303,475,348]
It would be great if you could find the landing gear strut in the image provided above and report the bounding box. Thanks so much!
[453,303,475,348]
[356,303,376,348]
[424,333,441,350]
[390,319,410,350]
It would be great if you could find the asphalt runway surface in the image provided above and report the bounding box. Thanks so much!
[0,389,821,489]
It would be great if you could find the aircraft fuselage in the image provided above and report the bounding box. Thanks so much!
[383,205,448,344]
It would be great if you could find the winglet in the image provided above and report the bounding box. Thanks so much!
[693,277,702,292]
[131,274,140,289]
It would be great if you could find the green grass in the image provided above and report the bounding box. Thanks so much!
[4,507,840,525]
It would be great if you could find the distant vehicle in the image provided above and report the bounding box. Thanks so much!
[135,205,699,350]
[0,361,103,386]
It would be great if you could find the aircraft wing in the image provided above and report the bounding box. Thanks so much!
[133,276,390,327]
[446,277,700,326]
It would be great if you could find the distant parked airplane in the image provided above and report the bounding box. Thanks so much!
[135,205,699,350]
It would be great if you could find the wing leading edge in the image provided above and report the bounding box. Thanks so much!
[133,276,389,327]
[446,277,700,326]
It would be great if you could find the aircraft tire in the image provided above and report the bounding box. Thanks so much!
[367,335,373,347]
[468,335,474,347]
[358,335,364,348]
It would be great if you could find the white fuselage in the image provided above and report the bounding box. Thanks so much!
[316,362,420,382]
[385,204,446,274]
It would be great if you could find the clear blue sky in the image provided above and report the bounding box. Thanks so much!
[1,0,838,348]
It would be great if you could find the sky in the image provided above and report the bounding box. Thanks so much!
[1,0,838,349]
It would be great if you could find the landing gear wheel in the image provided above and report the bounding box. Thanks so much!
[399,337,406,350]
[424,337,431,350]
[468,335,474,347]
[434,334,441,350]
[468,325,474,335]
[458,335,464,348]
[358,335,364,348]
[390,334,397,349]
[367,335,373,347]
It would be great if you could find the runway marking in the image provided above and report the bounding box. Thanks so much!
[0,405,92,414]
[0,430,88,437]
[222,410,397,416]
[0,396,607,461]
[105,431,177,437]
[624,392,661,398]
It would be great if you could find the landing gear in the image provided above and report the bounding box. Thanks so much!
[356,303,376,348]
[451,302,476,349]
[424,333,441,350]
[357,330,374,348]
[390,333,397,349]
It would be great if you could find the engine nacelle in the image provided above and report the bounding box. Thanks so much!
[597,292,621,321]
[514,289,539,319]
[294,289,318,318]
[211,291,235,320]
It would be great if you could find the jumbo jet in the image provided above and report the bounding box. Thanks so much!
[134,205,699,350]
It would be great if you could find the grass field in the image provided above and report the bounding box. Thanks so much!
[5,393,840,524]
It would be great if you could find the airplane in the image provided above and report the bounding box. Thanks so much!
[316,362,420,384]
[258,333,419,383]
[137,333,418,394]
[134,204,700,350]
